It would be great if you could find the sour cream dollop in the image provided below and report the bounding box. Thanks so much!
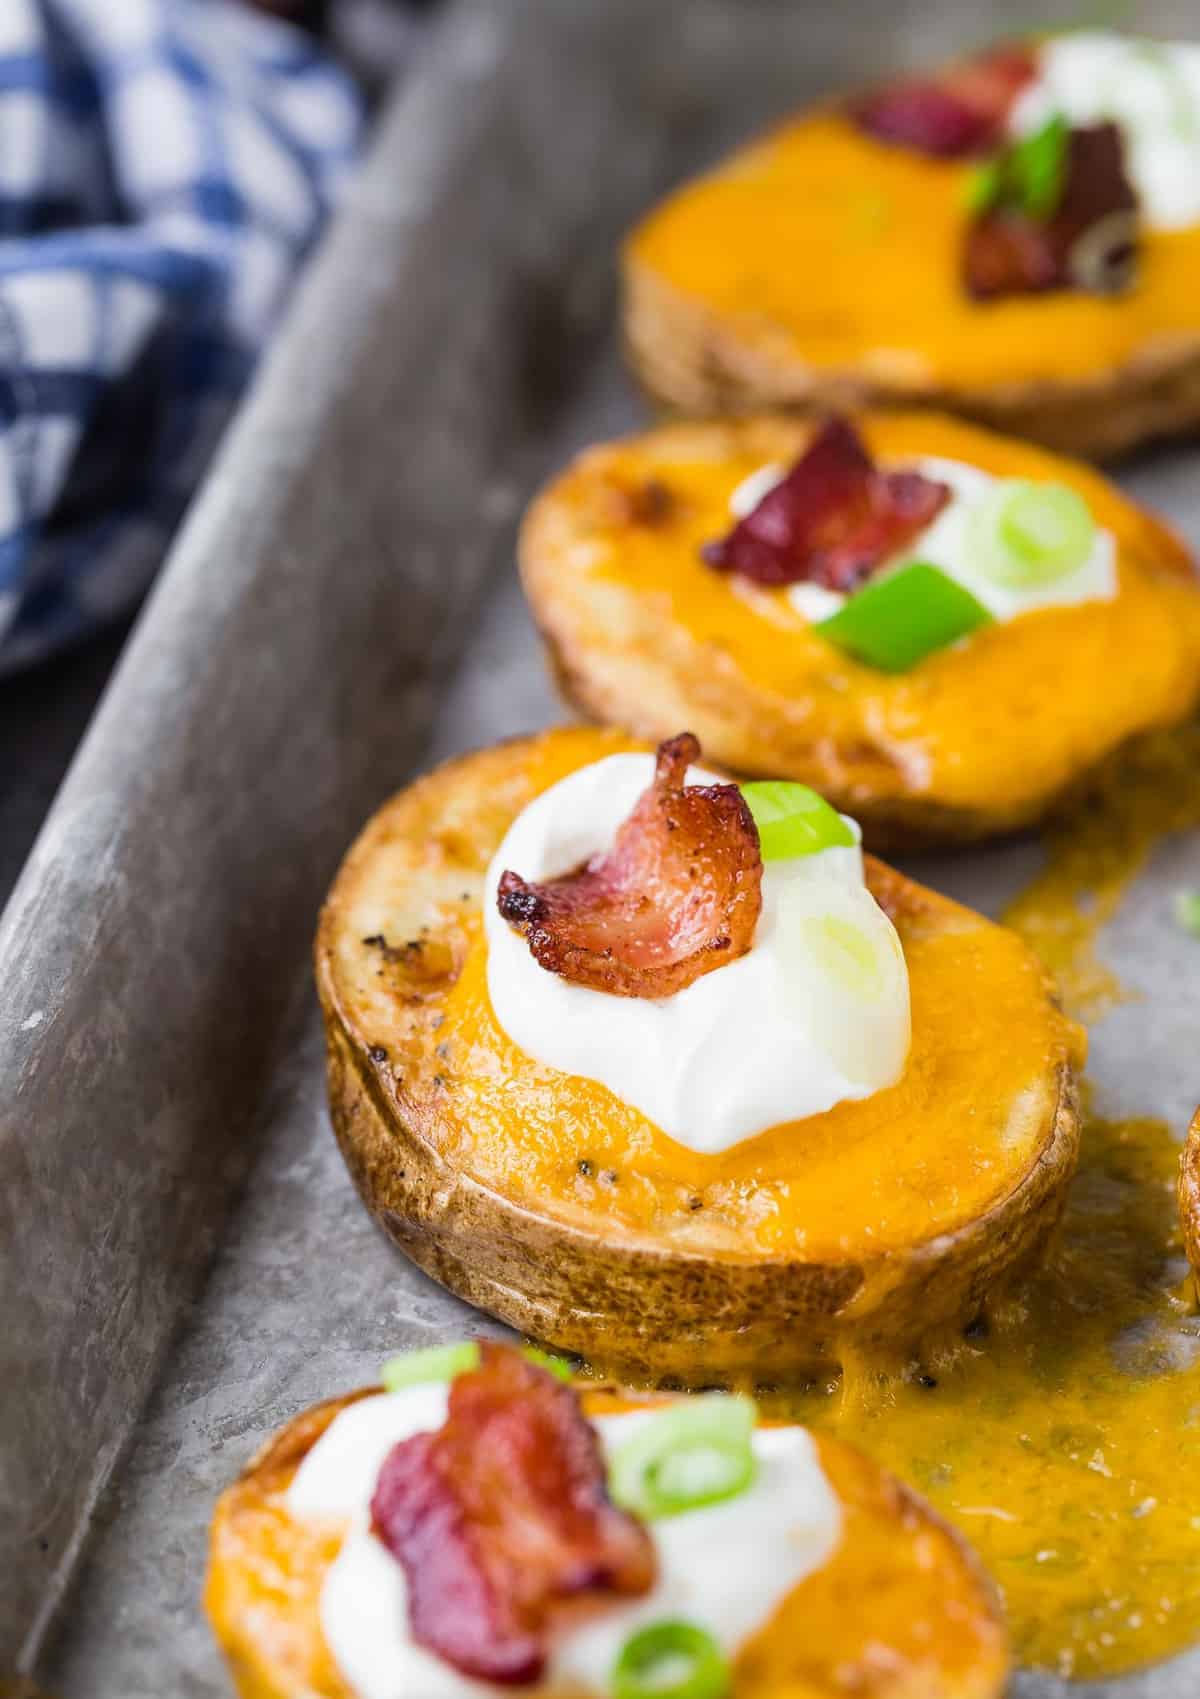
[1011,32,1200,232]
[287,1385,842,1699]
[728,456,1117,626]
[483,754,910,1153]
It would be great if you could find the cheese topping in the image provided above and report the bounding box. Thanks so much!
[483,754,910,1152]
[287,1385,842,1699]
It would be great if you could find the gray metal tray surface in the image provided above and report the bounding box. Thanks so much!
[2,0,1199,1693]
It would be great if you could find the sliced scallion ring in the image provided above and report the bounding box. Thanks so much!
[521,1346,575,1382]
[777,878,910,1086]
[1174,888,1200,937]
[380,1342,574,1391]
[381,1342,480,1390]
[609,1396,758,1521]
[816,560,992,672]
[740,781,855,861]
[968,479,1096,589]
[611,1621,730,1699]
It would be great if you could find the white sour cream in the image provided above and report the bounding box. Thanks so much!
[726,457,1116,626]
[483,754,910,1152]
[287,1385,842,1699]
[1011,32,1200,232]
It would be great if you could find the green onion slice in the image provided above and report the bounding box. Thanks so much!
[381,1342,480,1390]
[611,1621,730,1699]
[816,561,992,672]
[1008,113,1069,220]
[967,479,1096,589]
[967,113,1068,220]
[609,1396,758,1521]
[741,781,855,861]
[520,1346,575,1382]
[381,1342,574,1391]
[1174,889,1200,937]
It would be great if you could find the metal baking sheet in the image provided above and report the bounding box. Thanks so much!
[2,0,1199,1693]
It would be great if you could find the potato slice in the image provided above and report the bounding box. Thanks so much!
[316,727,1083,1384]
[623,97,1200,461]
[205,1385,1009,1699]
[519,414,1200,847]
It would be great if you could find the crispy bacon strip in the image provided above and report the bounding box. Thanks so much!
[370,1344,655,1686]
[497,733,763,999]
[964,123,1138,300]
[702,417,950,592]
[852,43,1037,158]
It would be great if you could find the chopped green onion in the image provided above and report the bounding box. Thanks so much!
[741,781,855,861]
[611,1621,730,1699]
[816,561,992,672]
[1009,113,1069,220]
[521,1346,575,1382]
[963,158,1002,213]
[609,1396,758,1521]
[967,114,1068,221]
[778,878,910,1083]
[968,480,1096,589]
[1174,889,1200,936]
[382,1342,480,1390]
[381,1342,575,1390]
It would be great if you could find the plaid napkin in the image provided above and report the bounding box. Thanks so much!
[0,0,362,675]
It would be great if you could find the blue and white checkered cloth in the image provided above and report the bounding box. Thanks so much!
[0,0,362,674]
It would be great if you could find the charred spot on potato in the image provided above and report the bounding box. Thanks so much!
[577,1159,594,1177]
[606,477,676,528]
[368,1045,389,1064]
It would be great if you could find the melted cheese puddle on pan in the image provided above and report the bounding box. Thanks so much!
[789,734,1200,1678]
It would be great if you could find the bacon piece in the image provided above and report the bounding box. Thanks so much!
[370,1344,655,1685]
[702,417,950,593]
[497,733,762,999]
[965,123,1138,300]
[852,43,1037,158]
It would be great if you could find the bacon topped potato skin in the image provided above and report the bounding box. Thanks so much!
[519,412,1200,850]
[205,1384,1009,1699]
[624,58,1200,461]
[316,726,1084,1388]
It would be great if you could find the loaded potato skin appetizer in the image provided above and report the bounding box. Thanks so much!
[206,1342,1009,1698]
[520,411,1200,848]
[316,725,1083,1384]
[625,32,1200,459]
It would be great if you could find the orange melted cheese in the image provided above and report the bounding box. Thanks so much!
[434,730,1083,1263]
[628,113,1200,390]
[206,1390,1006,1699]
[555,411,1200,818]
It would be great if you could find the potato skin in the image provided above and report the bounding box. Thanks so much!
[518,414,1200,851]
[316,731,1082,1386]
[206,1389,1010,1699]
[624,252,1200,463]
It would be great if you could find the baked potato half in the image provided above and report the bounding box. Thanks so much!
[519,413,1200,848]
[623,37,1200,460]
[206,1377,1009,1699]
[316,726,1084,1384]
